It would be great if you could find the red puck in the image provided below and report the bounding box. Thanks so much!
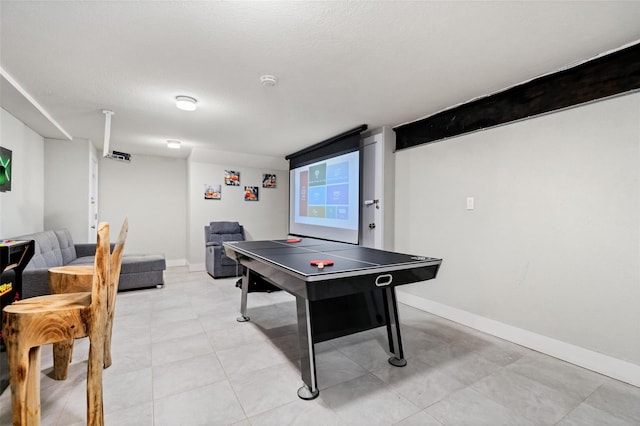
[287,238,302,243]
[310,260,334,267]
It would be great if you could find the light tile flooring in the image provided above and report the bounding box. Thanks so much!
[1,266,639,425]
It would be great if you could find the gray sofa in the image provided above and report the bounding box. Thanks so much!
[11,229,166,299]
[204,221,245,278]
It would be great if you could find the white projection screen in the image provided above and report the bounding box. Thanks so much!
[286,126,365,244]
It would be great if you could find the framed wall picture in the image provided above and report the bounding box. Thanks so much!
[0,146,12,192]
[225,170,240,186]
[262,173,277,188]
[244,186,259,201]
[204,184,221,200]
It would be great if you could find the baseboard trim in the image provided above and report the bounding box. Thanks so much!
[396,290,640,388]
[166,258,187,268]
[188,262,205,272]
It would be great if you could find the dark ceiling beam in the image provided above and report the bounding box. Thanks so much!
[394,42,640,151]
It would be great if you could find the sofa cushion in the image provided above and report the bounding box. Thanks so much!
[69,254,166,273]
[55,229,78,265]
[209,221,242,235]
[15,230,64,270]
[120,254,166,273]
[68,256,95,266]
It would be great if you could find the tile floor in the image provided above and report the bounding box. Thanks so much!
[1,266,639,425]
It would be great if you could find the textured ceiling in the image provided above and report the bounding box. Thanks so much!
[2,1,640,160]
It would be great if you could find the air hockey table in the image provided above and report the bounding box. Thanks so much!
[224,238,442,400]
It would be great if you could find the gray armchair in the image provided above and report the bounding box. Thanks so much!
[205,221,245,278]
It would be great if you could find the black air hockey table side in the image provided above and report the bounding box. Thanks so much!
[223,238,442,400]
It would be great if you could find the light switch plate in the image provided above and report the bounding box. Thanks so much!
[466,197,474,210]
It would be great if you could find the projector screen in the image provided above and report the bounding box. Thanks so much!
[289,149,360,244]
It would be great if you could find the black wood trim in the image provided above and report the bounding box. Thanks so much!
[394,43,640,151]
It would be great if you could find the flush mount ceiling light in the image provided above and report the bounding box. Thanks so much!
[175,96,197,111]
[167,140,181,149]
[260,75,278,87]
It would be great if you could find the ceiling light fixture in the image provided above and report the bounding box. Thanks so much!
[167,140,181,149]
[260,75,278,87]
[175,95,197,111]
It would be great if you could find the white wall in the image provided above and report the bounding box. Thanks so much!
[0,108,45,236]
[187,149,289,268]
[395,93,640,376]
[44,138,96,242]
[99,154,187,265]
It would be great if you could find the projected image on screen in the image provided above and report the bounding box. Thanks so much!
[290,150,359,244]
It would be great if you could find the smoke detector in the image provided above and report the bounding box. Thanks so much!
[260,75,278,87]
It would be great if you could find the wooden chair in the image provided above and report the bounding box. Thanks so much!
[48,218,128,379]
[2,222,111,426]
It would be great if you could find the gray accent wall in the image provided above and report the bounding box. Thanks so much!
[394,92,640,367]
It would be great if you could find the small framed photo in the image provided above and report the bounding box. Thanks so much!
[244,186,259,201]
[262,173,277,188]
[225,170,240,186]
[0,146,12,192]
[204,184,221,200]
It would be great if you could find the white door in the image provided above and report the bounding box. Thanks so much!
[88,151,99,242]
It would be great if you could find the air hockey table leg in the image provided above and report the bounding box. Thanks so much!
[385,287,407,367]
[236,271,250,322]
[296,297,319,400]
